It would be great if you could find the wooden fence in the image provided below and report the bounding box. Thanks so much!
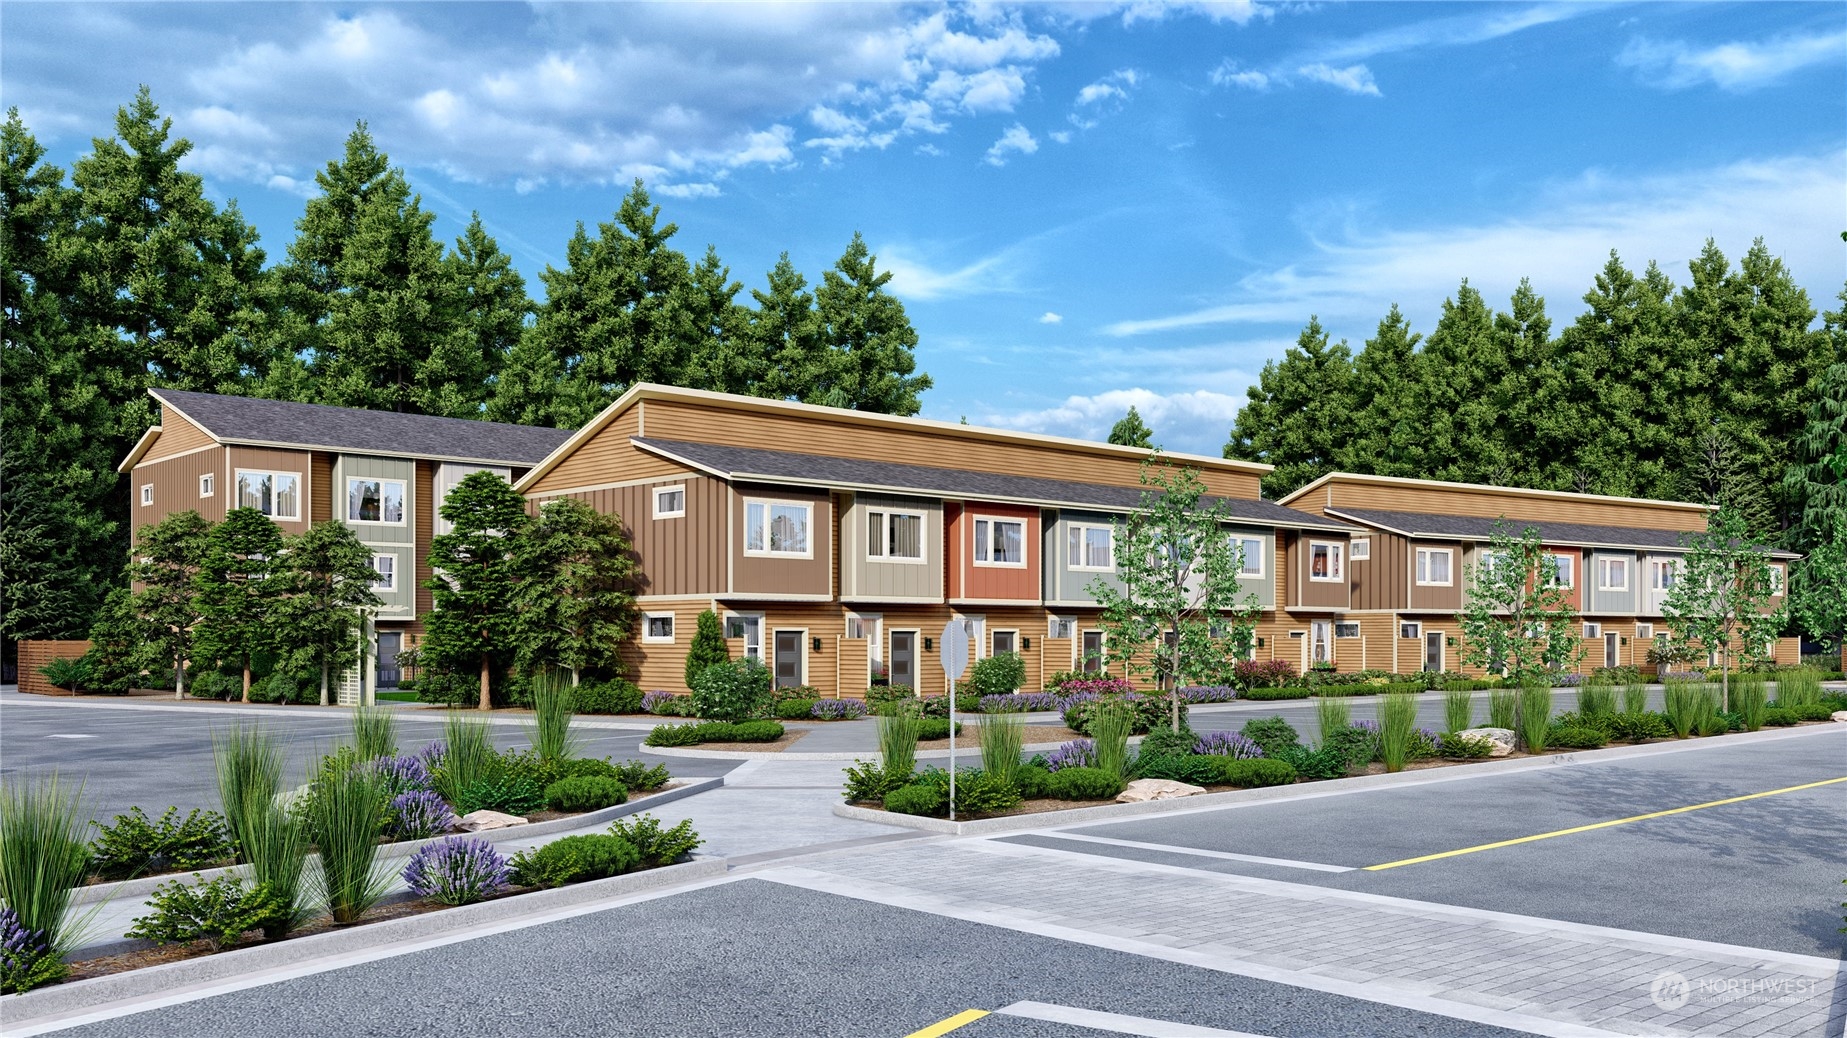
[17,639,93,696]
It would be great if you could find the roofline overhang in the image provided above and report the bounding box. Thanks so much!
[1322,507,1799,557]
[116,425,168,473]
[1280,471,1719,513]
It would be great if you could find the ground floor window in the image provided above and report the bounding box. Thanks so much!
[644,613,676,643]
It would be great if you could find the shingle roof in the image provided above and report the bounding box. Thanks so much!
[633,437,1358,531]
[1327,507,1801,557]
[151,389,572,466]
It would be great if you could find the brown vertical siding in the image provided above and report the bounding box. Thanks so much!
[1351,531,1409,611]
[729,486,831,597]
[224,447,314,536]
[415,461,436,617]
[563,476,724,597]
[1407,541,1464,612]
[131,446,228,543]
[310,452,334,525]
[1293,534,1351,609]
[142,412,216,461]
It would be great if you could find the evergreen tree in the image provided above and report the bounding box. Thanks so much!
[1224,316,1353,498]
[1783,309,1847,552]
[1788,512,1847,652]
[0,454,90,640]
[129,511,211,699]
[1487,280,1562,489]
[271,522,384,706]
[683,609,730,687]
[194,508,284,702]
[444,212,532,415]
[1410,282,1509,485]
[1339,305,1422,477]
[812,232,932,414]
[424,471,531,710]
[1107,406,1154,448]
[85,586,155,695]
[748,252,827,401]
[680,245,755,394]
[510,496,638,685]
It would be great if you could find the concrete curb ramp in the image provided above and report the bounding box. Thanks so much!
[835,722,1846,836]
[0,858,727,1029]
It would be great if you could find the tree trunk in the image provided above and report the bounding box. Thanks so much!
[319,659,330,707]
[241,659,251,703]
[571,667,580,687]
[478,652,491,711]
[1720,639,1730,713]
[1169,624,1182,730]
[174,657,185,700]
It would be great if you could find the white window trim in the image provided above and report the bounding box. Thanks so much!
[1550,552,1575,589]
[1636,623,1654,640]
[370,553,398,593]
[866,508,927,565]
[1233,536,1265,578]
[725,612,764,659]
[1048,615,1075,640]
[743,498,815,559]
[1649,558,1677,591]
[642,611,677,644]
[1596,557,1630,592]
[1400,621,1422,640]
[652,485,686,520]
[1583,622,1601,639]
[140,484,154,506]
[1768,564,1784,595]
[1307,540,1344,583]
[1350,538,1371,561]
[345,476,407,527]
[1415,547,1454,587]
[198,473,215,498]
[972,515,1028,569]
[1067,522,1115,572]
[990,628,1020,657]
[235,468,303,521]
[1334,622,1360,639]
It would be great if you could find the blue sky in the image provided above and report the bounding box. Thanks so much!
[5,2,1843,454]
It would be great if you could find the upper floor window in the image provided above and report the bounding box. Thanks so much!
[371,554,397,592]
[236,469,300,521]
[1234,536,1263,577]
[1416,547,1453,586]
[1650,558,1677,591]
[140,484,154,506]
[745,499,811,557]
[1597,557,1630,591]
[974,517,1025,567]
[867,509,924,562]
[347,477,405,524]
[1067,523,1113,571]
[1549,553,1575,588]
[653,485,686,519]
[199,473,215,498]
[1308,541,1344,582]
[1767,564,1784,595]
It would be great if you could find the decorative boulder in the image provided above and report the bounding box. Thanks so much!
[1832,711,1847,723]
[1116,779,1206,803]
[456,810,527,832]
[1456,727,1516,757]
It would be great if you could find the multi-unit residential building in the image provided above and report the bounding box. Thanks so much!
[118,389,572,697]
[514,384,1363,696]
[1278,473,1800,676]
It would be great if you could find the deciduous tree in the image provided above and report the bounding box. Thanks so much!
[1661,505,1786,710]
[1456,522,1583,681]
[424,471,531,709]
[272,522,384,706]
[511,496,638,685]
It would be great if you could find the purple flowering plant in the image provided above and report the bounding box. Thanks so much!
[1192,731,1264,758]
[402,837,510,906]
[1045,739,1097,772]
[388,790,457,840]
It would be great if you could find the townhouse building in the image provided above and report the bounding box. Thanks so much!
[1278,473,1800,677]
[514,384,1362,697]
[119,389,572,697]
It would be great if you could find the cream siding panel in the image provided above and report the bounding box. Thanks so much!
[841,493,944,602]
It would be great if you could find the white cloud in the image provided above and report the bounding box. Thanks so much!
[1618,30,1847,92]
[1047,130,1073,144]
[1209,61,1270,90]
[1104,150,1846,339]
[927,67,1030,113]
[1077,82,1124,105]
[1295,63,1381,97]
[983,122,1039,166]
[878,243,1019,301]
[920,19,1060,68]
[981,387,1247,454]
[1113,1,1272,28]
[724,125,795,167]
[656,182,720,199]
[1039,311,1064,324]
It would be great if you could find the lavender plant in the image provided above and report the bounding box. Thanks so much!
[387,791,458,840]
[402,837,509,905]
[1191,731,1263,759]
[371,754,433,799]
[810,699,867,720]
[1,907,64,994]
[1044,739,1097,772]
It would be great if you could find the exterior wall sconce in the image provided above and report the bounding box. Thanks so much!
[924,637,933,651]
[811,637,822,652]
[1256,637,1265,648]
[1446,636,1458,647]
[1021,637,1031,650]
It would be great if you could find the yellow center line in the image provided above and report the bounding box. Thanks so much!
[1365,775,1847,871]
[904,1009,990,1038]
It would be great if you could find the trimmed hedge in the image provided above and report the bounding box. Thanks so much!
[1046,767,1123,800]
[1209,757,1297,788]
[1240,686,1312,701]
[544,776,629,812]
[643,720,785,747]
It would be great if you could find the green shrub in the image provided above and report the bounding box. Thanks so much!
[453,775,546,816]
[1045,767,1123,801]
[1275,744,1349,780]
[1208,758,1297,788]
[125,874,286,951]
[684,609,731,687]
[1064,695,1186,735]
[1488,688,1518,730]
[728,720,785,742]
[248,670,314,704]
[1793,703,1834,722]
[1443,688,1474,734]
[1607,711,1673,742]
[544,777,628,813]
[1012,764,1053,798]
[1547,725,1609,749]
[1132,753,1220,784]
[1322,724,1376,770]
[1138,725,1196,758]
[189,670,241,701]
[947,769,1022,817]
[1438,733,1495,759]
[38,656,93,693]
[608,814,703,867]
[509,834,640,888]
[842,760,910,803]
[89,806,235,881]
[776,699,818,719]
[1761,707,1800,727]
[690,656,773,722]
[1239,686,1312,701]
[644,723,705,747]
[916,717,963,740]
[1240,717,1300,757]
[576,678,643,715]
[865,684,916,705]
[884,782,947,816]
[611,760,671,792]
[966,652,1028,697]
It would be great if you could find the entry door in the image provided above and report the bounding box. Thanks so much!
[889,631,916,690]
[1310,621,1332,665]
[1424,631,1444,673]
[1081,630,1105,673]
[376,632,403,687]
[772,630,803,689]
[1605,632,1619,670]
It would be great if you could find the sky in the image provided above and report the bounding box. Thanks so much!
[4,1,1844,455]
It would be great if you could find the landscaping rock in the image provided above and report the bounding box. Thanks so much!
[456,810,527,832]
[1457,727,1516,756]
[1832,711,1847,723]
[1116,778,1206,803]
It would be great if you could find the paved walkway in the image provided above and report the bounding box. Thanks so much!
[763,839,1843,1038]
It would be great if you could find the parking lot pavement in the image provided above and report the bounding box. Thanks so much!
[1008,726,1847,958]
[0,696,738,823]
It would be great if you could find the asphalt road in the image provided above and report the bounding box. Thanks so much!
[0,696,738,824]
[1012,727,1847,958]
[49,879,1532,1038]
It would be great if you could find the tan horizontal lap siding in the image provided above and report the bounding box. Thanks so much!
[1322,479,1709,533]
[131,446,228,543]
[19,640,93,696]
[561,476,724,598]
[142,411,215,461]
[624,598,716,693]
[640,398,1262,500]
[526,407,686,495]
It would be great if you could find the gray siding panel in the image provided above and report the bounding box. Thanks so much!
[1589,551,1638,614]
[841,493,943,602]
[337,455,417,619]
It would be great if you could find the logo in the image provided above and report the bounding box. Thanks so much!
[1651,971,1691,1010]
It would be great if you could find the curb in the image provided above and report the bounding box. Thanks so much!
[643,738,1103,763]
[72,777,724,908]
[0,859,728,1028]
[0,694,711,731]
[832,721,1846,836]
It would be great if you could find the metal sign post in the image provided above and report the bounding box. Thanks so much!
[939,619,970,820]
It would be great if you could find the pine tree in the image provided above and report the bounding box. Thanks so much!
[1411,282,1510,485]
[442,212,532,416]
[1224,316,1354,497]
[424,471,531,709]
[1107,406,1154,448]
[1487,280,1562,489]
[0,455,92,640]
[511,496,638,685]
[680,245,755,394]
[129,511,211,698]
[748,252,827,401]
[683,609,730,687]
[812,232,932,414]
[271,522,383,706]
[1340,304,1422,476]
[194,508,285,702]
[1783,300,1847,552]
[85,586,155,694]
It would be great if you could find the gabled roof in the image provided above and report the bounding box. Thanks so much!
[1328,507,1800,558]
[1280,471,1715,514]
[632,438,1358,532]
[122,389,573,471]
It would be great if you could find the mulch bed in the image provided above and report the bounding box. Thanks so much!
[687,731,810,752]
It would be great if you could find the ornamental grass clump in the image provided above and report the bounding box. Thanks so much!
[1733,673,1767,732]
[350,703,397,760]
[306,765,394,925]
[433,713,497,804]
[1775,667,1823,710]
[528,671,582,763]
[1518,684,1552,752]
[1378,692,1419,773]
[1443,688,1473,734]
[877,703,921,781]
[0,775,90,990]
[214,724,283,855]
[1576,682,1617,719]
[402,837,509,906]
[1090,702,1132,781]
[978,712,1025,788]
[1315,697,1350,748]
[1489,688,1518,731]
[1663,681,1703,738]
[236,790,308,940]
[1621,679,1650,716]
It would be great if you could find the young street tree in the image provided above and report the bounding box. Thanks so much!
[129,511,212,699]
[1457,521,1583,681]
[1661,505,1787,711]
[425,471,531,710]
[1088,457,1264,730]
[272,522,384,706]
[194,507,285,703]
[510,496,638,686]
